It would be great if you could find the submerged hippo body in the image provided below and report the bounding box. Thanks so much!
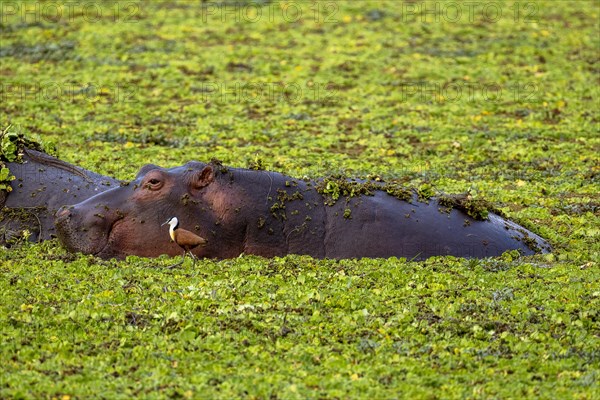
[55,161,551,260]
[1,149,119,243]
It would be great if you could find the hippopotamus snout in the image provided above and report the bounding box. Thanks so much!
[55,201,124,256]
[55,205,82,253]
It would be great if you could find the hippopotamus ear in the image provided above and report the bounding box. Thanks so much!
[136,164,161,179]
[191,165,214,190]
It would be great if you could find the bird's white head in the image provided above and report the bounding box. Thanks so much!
[162,217,179,230]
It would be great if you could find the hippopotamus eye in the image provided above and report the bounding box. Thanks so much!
[144,177,163,190]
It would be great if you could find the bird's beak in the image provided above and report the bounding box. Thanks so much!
[161,220,168,226]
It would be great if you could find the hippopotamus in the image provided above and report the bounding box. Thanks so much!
[55,161,551,260]
[1,149,119,244]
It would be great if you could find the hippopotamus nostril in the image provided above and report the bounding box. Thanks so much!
[55,206,72,223]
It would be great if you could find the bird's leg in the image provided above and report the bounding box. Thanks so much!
[189,251,198,266]
[165,249,185,269]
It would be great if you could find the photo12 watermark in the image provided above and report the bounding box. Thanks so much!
[399,1,538,23]
[398,80,540,104]
[198,1,339,23]
[0,1,141,24]
[0,81,138,104]
[196,81,338,105]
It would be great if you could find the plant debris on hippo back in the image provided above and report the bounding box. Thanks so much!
[55,160,551,260]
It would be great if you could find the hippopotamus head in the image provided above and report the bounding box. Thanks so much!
[55,161,245,259]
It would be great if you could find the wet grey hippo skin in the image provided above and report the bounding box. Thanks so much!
[1,149,119,243]
[55,161,551,260]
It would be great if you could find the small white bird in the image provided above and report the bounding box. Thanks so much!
[161,217,207,266]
